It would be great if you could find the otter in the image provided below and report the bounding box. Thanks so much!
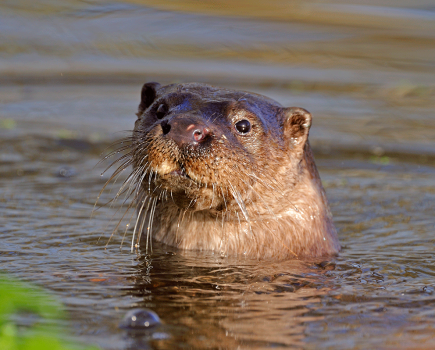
[106,82,340,259]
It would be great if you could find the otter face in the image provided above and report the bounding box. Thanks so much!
[132,82,292,212]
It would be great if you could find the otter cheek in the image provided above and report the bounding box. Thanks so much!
[156,160,177,175]
[186,164,217,184]
[185,168,201,182]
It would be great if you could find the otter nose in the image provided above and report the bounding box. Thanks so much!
[161,117,211,146]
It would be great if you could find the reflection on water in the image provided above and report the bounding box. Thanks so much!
[0,1,435,349]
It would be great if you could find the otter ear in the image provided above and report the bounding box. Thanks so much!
[282,107,312,154]
[137,82,161,117]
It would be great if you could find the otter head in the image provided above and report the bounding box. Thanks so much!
[132,82,312,214]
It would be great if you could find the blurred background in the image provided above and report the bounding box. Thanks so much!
[1,1,434,349]
[1,0,434,155]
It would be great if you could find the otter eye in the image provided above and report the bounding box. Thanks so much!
[235,120,251,134]
[156,104,168,119]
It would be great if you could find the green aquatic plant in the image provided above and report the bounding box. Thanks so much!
[0,275,99,350]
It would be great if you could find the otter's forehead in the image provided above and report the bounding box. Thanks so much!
[157,83,282,108]
[155,83,282,129]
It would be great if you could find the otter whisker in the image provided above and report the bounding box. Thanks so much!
[148,169,154,192]
[97,154,149,250]
[129,164,151,199]
[146,197,158,253]
[187,197,197,210]
[136,194,153,245]
[101,142,135,159]
[100,150,135,177]
[104,198,137,249]
[209,112,221,124]
[109,172,144,216]
[120,206,138,249]
[236,92,249,102]
[219,186,228,212]
[92,167,137,242]
[114,165,144,199]
[93,157,133,212]
[95,136,134,166]
[131,195,149,253]
[175,208,183,243]
[96,166,135,208]
[170,189,175,205]
[228,183,250,223]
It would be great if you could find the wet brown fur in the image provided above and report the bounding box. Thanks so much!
[103,82,340,259]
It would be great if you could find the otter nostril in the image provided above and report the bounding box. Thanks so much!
[193,127,210,142]
[161,120,171,135]
[193,130,203,142]
[156,104,168,119]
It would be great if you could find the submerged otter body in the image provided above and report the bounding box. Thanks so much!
[113,82,340,259]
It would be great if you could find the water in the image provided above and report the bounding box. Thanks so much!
[1,1,435,349]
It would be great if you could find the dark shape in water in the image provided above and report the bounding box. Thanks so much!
[119,308,161,331]
[56,165,77,178]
